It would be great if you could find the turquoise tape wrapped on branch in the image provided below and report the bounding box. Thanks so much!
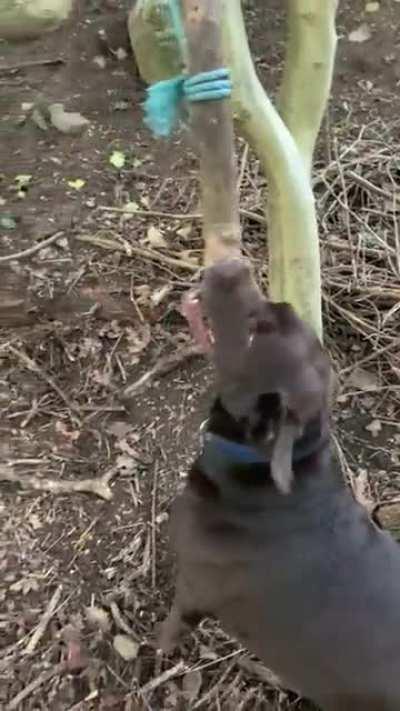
[144,68,232,138]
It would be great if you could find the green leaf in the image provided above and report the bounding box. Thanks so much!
[109,150,126,170]
[15,174,32,187]
[0,213,17,230]
[67,178,86,190]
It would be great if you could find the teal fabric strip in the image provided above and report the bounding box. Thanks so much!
[143,68,232,138]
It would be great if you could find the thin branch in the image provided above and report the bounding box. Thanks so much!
[98,204,264,224]
[122,344,201,399]
[137,661,186,697]
[0,231,64,263]
[76,234,198,272]
[23,585,63,655]
[7,663,64,710]
[0,466,118,501]
[0,57,64,73]
[6,345,81,424]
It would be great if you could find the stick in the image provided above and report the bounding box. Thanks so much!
[182,0,241,265]
[98,205,264,224]
[76,234,198,272]
[109,601,140,641]
[137,661,186,696]
[6,345,81,424]
[0,466,118,501]
[0,231,64,263]
[0,57,64,73]
[23,585,63,655]
[122,344,201,399]
[7,663,64,710]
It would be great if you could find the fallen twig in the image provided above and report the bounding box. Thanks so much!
[6,345,81,424]
[98,204,265,224]
[122,344,202,399]
[76,234,199,272]
[137,660,186,696]
[346,170,392,200]
[98,205,201,220]
[7,663,64,710]
[0,57,64,73]
[23,584,63,655]
[0,231,64,263]
[109,601,140,641]
[0,465,118,501]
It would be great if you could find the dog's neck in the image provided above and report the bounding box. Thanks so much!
[201,419,324,469]
[193,399,333,498]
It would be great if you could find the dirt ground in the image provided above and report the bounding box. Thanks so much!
[1,0,400,708]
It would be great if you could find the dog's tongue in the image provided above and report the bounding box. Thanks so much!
[180,290,213,352]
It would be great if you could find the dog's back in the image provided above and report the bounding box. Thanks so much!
[171,443,400,710]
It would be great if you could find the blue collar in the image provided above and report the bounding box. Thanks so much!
[202,432,267,464]
[198,417,326,473]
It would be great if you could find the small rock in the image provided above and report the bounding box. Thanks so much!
[348,23,372,43]
[49,103,90,135]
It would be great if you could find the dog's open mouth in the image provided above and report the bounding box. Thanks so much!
[181,259,262,354]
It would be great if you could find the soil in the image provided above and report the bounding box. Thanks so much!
[1,1,400,709]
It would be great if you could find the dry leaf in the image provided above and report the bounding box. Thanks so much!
[93,55,107,68]
[116,454,137,474]
[115,47,128,60]
[10,576,39,595]
[28,514,42,530]
[145,225,167,248]
[91,369,112,387]
[55,421,80,443]
[347,367,380,391]
[176,225,192,240]
[107,421,133,439]
[125,324,151,355]
[85,605,111,633]
[352,469,374,513]
[113,634,139,660]
[31,107,48,131]
[348,23,372,43]
[238,655,282,687]
[150,284,172,307]
[49,103,90,134]
[182,669,202,703]
[121,201,139,222]
[365,419,382,438]
[116,438,140,459]
[365,1,379,11]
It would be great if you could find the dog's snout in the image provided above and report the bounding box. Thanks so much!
[203,258,252,293]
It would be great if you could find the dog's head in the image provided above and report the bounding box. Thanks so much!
[183,259,332,494]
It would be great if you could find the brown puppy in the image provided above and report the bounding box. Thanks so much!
[160,259,400,711]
